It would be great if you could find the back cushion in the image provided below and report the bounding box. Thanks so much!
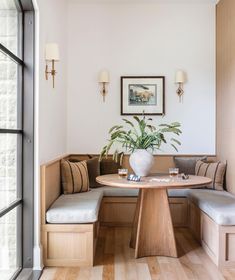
[61,160,89,194]
[195,160,226,191]
[174,156,207,175]
[100,158,122,175]
[86,157,102,188]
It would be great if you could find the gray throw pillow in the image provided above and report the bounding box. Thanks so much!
[174,156,207,175]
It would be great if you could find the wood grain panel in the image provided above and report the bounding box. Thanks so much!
[42,224,94,267]
[131,189,178,258]
[227,233,235,261]
[100,197,189,227]
[69,154,216,174]
[41,154,70,225]
[189,201,202,242]
[216,0,235,195]
[100,197,137,226]
[169,198,188,227]
[201,213,219,260]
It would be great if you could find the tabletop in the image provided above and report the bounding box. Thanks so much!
[96,174,212,189]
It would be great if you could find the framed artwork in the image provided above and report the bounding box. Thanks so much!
[121,76,165,115]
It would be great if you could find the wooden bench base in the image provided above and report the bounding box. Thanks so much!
[41,223,99,267]
[100,196,189,227]
[41,154,231,268]
[42,197,188,267]
[189,201,235,268]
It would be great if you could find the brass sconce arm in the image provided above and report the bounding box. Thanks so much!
[45,60,57,88]
[45,43,60,89]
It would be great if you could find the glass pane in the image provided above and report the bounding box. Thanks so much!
[0,206,21,280]
[0,0,22,57]
[0,134,21,211]
[0,53,20,129]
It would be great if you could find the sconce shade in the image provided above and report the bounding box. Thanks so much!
[175,70,186,83]
[98,70,110,83]
[45,43,60,61]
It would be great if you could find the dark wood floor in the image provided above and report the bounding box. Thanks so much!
[40,227,235,280]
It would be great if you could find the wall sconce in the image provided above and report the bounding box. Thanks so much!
[45,43,60,88]
[175,70,186,102]
[98,70,110,102]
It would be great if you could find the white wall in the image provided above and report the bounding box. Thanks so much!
[37,0,68,164]
[67,1,216,155]
[33,0,68,270]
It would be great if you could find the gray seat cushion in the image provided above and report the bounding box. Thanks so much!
[168,188,190,197]
[99,186,188,197]
[46,189,103,223]
[98,186,139,196]
[188,189,235,225]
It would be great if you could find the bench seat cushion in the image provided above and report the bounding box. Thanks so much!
[46,190,103,224]
[98,186,139,196]
[188,189,235,225]
[98,186,189,197]
[168,188,189,197]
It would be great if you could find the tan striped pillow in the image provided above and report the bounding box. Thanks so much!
[195,160,226,191]
[61,160,89,194]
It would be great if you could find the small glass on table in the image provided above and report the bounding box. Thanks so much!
[169,168,179,178]
[118,168,128,178]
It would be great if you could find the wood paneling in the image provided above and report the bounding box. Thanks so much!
[42,224,95,267]
[100,197,189,227]
[41,154,70,225]
[100,197,137,227]
[189,201,202,242]
[69,154,216,174]
[216,0,235,194]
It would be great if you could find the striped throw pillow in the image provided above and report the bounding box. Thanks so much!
[195,160,226,191]
[61,160,89,194]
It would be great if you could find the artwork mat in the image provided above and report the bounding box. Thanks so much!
[121,76,165,115]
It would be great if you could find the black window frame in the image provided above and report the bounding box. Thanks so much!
[0,0,34,279]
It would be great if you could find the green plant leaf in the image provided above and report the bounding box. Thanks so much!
[171,138,181,145]
[122,118,134,127]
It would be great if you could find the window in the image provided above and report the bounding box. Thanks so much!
[0,1,34,279]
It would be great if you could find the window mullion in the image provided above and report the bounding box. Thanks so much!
[0,129,23,134]
[0,43,24,65]
[0,199,22,218]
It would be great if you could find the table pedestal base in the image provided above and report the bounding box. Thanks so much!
[130,188,178,258]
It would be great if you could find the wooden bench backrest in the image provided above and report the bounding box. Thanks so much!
[41,154,70,224]
[69,154,216,174]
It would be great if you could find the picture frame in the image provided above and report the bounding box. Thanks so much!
[121,76,165,115]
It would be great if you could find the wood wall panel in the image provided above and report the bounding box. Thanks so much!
[217,0,235,194]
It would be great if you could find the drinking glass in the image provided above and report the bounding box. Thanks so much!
[118,168,128,178]
[169,168,179,177]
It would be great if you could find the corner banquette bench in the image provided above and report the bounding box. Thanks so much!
[41,154,235,268]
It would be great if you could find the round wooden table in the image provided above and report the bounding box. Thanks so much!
[96,174,212,259]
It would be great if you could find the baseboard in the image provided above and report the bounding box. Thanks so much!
[33,244,43,271]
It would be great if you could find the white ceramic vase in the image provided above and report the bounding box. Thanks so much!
[129,149,154,176]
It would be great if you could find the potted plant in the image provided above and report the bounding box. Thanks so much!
[100,116,182,176]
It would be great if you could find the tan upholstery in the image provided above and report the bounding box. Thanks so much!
[61,160,89,194]
[195,160,226,191]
